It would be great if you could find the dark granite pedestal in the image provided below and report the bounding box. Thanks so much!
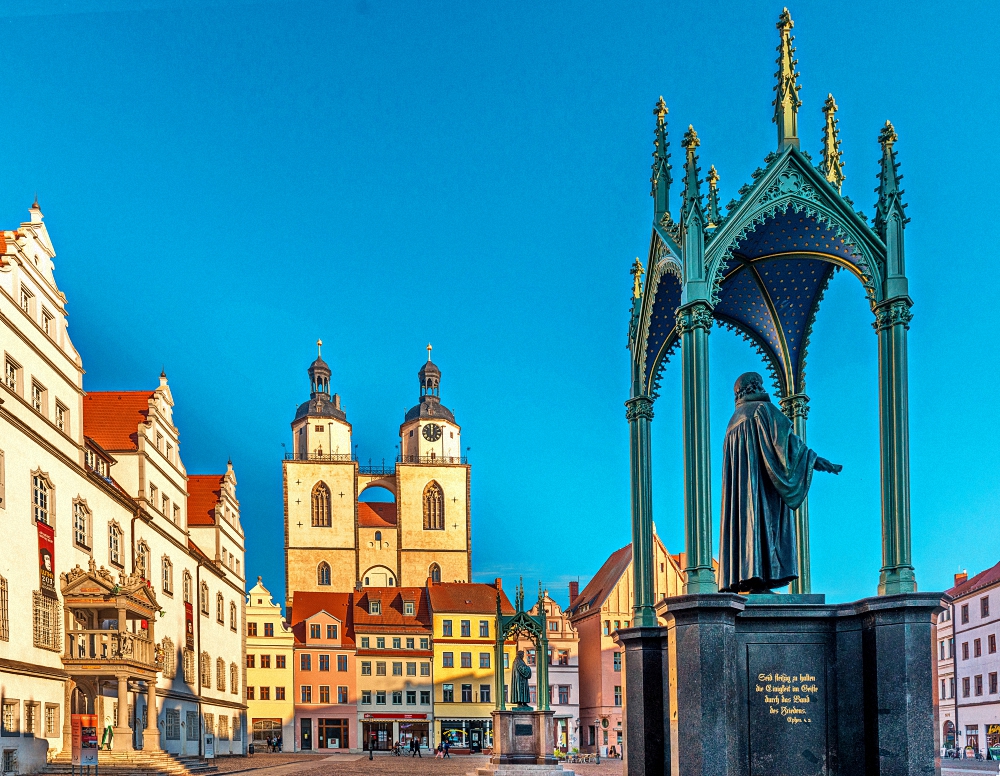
[617,592,945,776]
[475,710,573,776]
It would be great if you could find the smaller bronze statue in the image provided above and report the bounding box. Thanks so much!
[510,649,532,709]
[719,372,842,593]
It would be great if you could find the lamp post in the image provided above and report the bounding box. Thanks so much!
[594,718,601,764]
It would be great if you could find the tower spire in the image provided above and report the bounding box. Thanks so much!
[631,258,645,299]
[317,338,323,357]
[706,165,721,228]
[426,343,432,362]
[680,126,704,222]
[820,95,845,192]
[875,120,908,239]
[773,8,801,151]
[650,96,672,223]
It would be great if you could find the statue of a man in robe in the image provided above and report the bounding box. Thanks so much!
[510,649,532,708]
[719,372,842,593]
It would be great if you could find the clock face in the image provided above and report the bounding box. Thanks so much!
[422,423,442,442]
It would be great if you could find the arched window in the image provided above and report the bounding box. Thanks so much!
[136,541,150,580]
[317,562,331,586]
[229,601,237,631]
[31,470,53,526]
[183,571,192,603]
[217,657,227,692]
[73,499,92,549]
[311,482,331,527]
[201,652,212,688]
[230,662,239,695]
[374,531,382,543]
[200,582,209,615]
[108,522,123,566]
[423,481,444,530]
[216,593,225,623]
[162,637,176,678]
[429,563,441,583]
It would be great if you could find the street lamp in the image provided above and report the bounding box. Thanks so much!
[594,718,601,764]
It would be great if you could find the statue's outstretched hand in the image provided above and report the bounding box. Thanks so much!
[814,457,843,474]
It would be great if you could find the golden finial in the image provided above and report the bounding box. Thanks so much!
[630,258,645,299]
[820,94,845,192]
[682,125,700,149]
[654,96,667,124]
[426,343,433,362]
[706,166,721,228]
[317,339,323,357]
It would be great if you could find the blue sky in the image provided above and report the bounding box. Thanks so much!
[8,0,999,609]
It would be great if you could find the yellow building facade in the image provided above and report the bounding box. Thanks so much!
[284,347,472,620]
[427,582,515,752]
[245,577,295,750]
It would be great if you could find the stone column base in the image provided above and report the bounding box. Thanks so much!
[491,709,557,766]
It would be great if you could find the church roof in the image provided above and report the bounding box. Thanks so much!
[359,502,397,528]
[427,582,514,615]
[404,396,455,423]
[567,544,632,616]
[187,475,224,526]
[83,391,153,451]
[294,393,348,423]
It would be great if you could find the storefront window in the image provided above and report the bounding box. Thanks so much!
[439,720,493,751]
[317,718,349,749]
[987,724,1000,761]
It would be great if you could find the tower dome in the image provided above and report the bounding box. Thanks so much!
[405,344,454,422]
[295,340,347,422]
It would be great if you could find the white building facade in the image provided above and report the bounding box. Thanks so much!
[940,563,1000,759]
[0,202,246,773]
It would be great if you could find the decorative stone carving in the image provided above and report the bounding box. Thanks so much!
[872,299,913,332]
[779,394,811,420]
[674,301,714,335]
[757,170,816,206]
[626,396,655,422]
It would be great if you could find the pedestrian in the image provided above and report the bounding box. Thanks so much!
[416,738,422,758]
[436,743,444,759]
[409,738,416,757]
[278,735,283,753]
[444,739,451,758]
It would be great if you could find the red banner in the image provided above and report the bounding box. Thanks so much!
[185,602,195,649]
[37,520,56,599]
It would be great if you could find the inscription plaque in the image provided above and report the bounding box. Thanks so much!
[747,642,827,776]
[514,723,533,737]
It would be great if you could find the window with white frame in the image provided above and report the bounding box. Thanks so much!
[136,542,150,579]
[230,663,238,695]
[162,637,176,678]
[4,357,19,394]
[201,653,212,688]
[229,602,237,631]
[44,704,58,737]
[165,709,180,740]
[200,583,209,615]
[149,483,157,503]
[19,287,32,314]
[162,557,173,595]
[183,650,195,684]
[172,504,180,523]
[32,591,60,651]
[32,472,52,526]
[216,593,224,623]
[216,658,226,692]
[108,522,123,566]
[42,310,53,337]
[183,571,192,603]
[55,403,67,432]
[162,494,169,514]
[2,699,18,736]
[31,381,46,414]
[73,500,92,549]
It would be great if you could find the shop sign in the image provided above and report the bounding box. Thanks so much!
[71,714,99,766]
[38,521,57,599]
[364,713,427,720]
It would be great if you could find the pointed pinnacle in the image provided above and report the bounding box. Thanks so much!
[820,94,845,191]
[707,165,719,188]
[654,96,667,123]
[682,125,700,149]
[879,120,898,147]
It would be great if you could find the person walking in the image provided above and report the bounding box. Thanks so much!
[444,739,451,758]
[415,737,422,758]
[436,743,444,759]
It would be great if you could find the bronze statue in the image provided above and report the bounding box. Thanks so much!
[718,372,842,593]
[510,649,532,708]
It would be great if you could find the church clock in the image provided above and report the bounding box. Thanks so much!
[422,423,442,442]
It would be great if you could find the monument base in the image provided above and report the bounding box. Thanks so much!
[473,709,575,776]
[617,591,945,776]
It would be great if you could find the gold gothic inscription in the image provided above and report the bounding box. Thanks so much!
[753,670,819,725]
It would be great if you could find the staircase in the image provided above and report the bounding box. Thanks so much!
[46,750,219,775]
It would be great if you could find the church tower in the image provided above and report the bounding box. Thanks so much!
[284,342,358,614]
[395,346,471,585]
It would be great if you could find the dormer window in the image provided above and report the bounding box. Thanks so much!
[404,601,415,616]
[370,600,381,615]
[310,623,321,639]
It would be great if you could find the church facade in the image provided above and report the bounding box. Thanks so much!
[283,348,471,621]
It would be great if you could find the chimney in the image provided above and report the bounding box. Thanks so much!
[494,577,503,590]
[955,571,968,587]
[569,581,579,606]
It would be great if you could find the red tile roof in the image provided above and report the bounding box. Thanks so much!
[568,544,632,616]
[948,560,1000,599]
[353,587,432,630]
[290,591,355,646]
[427,582,513,615]
[359,502,397,528]
[187,475,223,526]
[83,391,153,451]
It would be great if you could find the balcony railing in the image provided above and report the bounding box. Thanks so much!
[284,452,356,462]
[397,455,468,465]
[359,461,395,476]
[65,630,154,667]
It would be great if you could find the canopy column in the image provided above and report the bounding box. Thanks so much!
[678,301,717,594]
[626,395,657,626]
[875,298,916,595]
[114,673,132,750]
[780,394,812,594]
